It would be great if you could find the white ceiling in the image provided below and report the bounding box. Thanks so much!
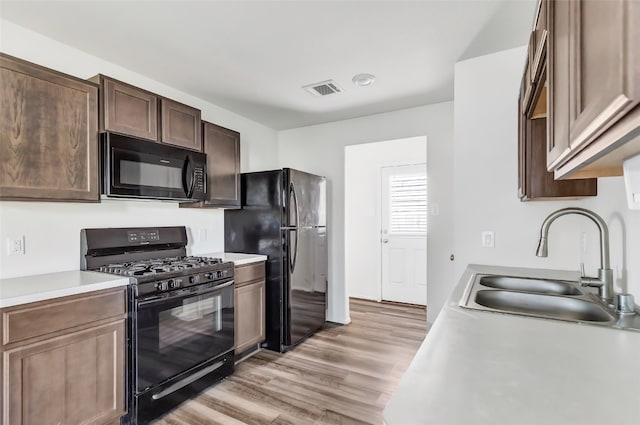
[1,1,536,130]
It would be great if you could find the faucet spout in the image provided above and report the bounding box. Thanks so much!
[535,207,613,302]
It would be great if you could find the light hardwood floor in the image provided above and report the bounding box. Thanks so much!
[155,299,428,425]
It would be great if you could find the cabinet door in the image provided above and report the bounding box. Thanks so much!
[546,0,573,170]
[102,76,158,141]
[160,98,202,151]
[518,84,527,200]
[0,54,99,201]
[204,122,241,207]
[234,279,265,354]
[568,0,640,152]
[530,0,548,84]
[3,320,126,425]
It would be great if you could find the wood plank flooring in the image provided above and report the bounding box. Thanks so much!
[155,299,428,425]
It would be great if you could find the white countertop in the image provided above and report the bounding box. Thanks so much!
[0,271,130,308]
[384,264,640,425]
[0,252,264,309]
[197,252,267,266]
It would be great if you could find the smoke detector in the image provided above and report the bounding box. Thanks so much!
[303,80,343,97]
[352,73,376,87]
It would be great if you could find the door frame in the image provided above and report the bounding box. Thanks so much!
[377,161,428,303]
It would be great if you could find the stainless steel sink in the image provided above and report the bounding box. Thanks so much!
[479,276,582,295]
[474,290,613,322]
[459,273,640,331]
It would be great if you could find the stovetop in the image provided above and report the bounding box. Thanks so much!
[92,255,235,297]
[99,256,223,277]
[81,227,235,295]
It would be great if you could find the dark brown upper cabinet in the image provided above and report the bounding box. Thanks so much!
[91,75,203,152]
[92,75,159,142]
[518,5,597,203]
[160,98,202,151]
[546,0,640,179]
[0,54,100,202]
[519,61,597,201]
[546,0,572,170]
[529,0,547,85]
[181,121,241,209]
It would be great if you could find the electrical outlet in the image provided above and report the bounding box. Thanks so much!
[7,236,25,256]
[481,231,495,248]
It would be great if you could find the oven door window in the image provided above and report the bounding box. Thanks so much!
[136,285,234,392]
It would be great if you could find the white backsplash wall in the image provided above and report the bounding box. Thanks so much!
[0,200,224,278]
[0,21,279,278]
[452,46,640,311]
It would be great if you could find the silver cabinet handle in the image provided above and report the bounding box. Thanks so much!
[382,239,389,243]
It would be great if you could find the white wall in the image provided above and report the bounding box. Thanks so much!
[345,137,427,301]
[0,20,279,279]
[452,46,640,309]
[278,103,454,323]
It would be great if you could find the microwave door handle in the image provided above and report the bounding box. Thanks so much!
[187,170,196,198]
[182,156,196,198]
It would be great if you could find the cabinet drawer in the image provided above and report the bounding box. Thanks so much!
[2,288,126,346]
[235,262,265,286]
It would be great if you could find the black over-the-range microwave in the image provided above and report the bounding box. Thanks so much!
[101,132,207,202]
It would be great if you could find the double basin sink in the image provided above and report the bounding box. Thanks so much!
[460,275,640,331]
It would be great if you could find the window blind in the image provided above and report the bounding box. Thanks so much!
[389,174,427,235]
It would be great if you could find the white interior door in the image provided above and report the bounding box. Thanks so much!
[381,164,427,305]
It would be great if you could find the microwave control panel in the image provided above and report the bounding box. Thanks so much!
[194,167,205,193]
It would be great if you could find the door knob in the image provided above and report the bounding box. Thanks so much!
[382,239,389,243]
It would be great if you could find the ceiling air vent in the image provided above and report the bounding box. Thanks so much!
[303,80,343,97]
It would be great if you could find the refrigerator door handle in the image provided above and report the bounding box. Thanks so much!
[289,181,300,228]
[289,228,299,274]
[289,181,300,273]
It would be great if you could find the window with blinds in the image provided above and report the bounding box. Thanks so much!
[389,173,427,235]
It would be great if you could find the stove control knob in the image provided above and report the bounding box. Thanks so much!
[204,272,214,280]
[189,275,199,284]
[155,281,168,291]
[217,271,224,279]
[167,279,176,289]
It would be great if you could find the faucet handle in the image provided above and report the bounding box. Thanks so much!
[579,262,585,278]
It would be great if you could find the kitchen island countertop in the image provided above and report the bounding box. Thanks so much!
[383,264,640,425]
[0,271,130,308]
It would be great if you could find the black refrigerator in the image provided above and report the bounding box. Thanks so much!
[224,168,327,352]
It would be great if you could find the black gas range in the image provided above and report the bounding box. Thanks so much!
[81,226,235,425]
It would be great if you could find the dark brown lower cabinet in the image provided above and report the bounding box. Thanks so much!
[1,288,127,425]
[234,262,266,356]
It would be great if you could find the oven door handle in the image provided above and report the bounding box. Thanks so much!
[151,358,228,401]
[137,280,234,306]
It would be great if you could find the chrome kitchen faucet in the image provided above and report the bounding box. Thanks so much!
[536,207,614,303]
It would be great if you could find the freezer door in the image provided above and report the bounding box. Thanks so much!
[285,168,326,228]
[285,226,327,347]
